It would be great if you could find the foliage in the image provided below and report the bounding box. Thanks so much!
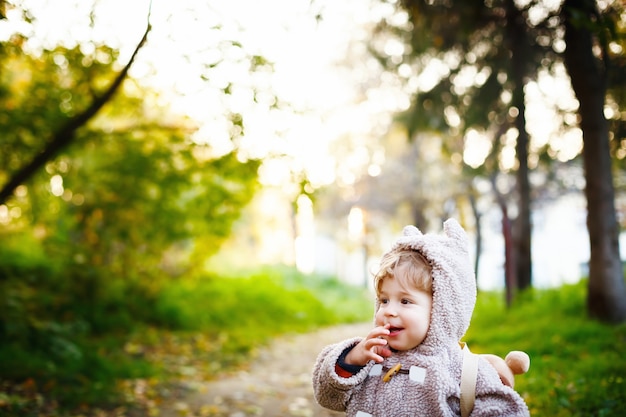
[0,14,262,348]
[1,38,260,257]
[0,21,266,415]
[0,267,372,416]
[466,281,626,416]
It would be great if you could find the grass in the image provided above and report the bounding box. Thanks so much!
[1,267,625,416]
[466,282,626,416]
[0,268,373,416]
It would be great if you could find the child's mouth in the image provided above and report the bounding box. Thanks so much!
[388,327,403,336]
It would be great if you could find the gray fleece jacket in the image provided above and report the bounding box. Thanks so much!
[312,219,530,417]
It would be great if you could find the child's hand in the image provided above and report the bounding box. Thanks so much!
[345,324,393,366]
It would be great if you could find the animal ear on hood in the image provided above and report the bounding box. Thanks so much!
[443,218,469,250]
[402,225,423,237]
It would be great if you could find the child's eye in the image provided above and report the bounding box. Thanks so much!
[401,298,412,305]
[379,298,389,304]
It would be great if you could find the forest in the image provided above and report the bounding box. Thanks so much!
[1,0,625,416]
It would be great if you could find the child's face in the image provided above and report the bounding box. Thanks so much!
[374,269,432,352]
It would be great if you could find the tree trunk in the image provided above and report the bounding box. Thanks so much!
[491,172,517,307]
[506,0,532,291]
[563,0,626,323]
[468,192,482,287]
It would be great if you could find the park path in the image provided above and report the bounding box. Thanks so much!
[158,322,372,417]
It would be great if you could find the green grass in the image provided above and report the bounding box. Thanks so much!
[0,267,373,416]
[466,282,626,417]
[2,265,625,416]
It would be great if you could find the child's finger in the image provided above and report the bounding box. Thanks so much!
[367,326,390,340]
[370,348,392,363]
[365,336,388,350]
[378,346,392,358]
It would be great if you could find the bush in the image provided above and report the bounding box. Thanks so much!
[153,270,372,351]
[0,261,372,414]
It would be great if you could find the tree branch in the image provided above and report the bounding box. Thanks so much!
[0,7,153,205]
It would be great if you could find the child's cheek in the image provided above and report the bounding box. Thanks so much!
[374,310,384,327]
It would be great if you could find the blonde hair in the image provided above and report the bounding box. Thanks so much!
[374,248,433,295]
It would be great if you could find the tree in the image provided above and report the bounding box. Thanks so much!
[370,0,542,293]
[505,0,532,291]
[562,0,626,322]
[0,2,262,338]
[0,3,152,205]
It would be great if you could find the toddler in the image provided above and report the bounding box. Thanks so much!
[312,219,530,416]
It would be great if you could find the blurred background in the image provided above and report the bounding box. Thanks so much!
[1,0,625,416]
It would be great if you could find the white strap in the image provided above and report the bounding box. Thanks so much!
[460,343,479,417]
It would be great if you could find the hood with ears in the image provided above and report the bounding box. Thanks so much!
[389,218,476,353]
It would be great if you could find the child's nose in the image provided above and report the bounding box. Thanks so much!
[384,304,398,317]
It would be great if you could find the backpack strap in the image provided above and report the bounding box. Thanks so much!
[460,342,479,417]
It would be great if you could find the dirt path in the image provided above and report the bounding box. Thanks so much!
[158,322,372,417]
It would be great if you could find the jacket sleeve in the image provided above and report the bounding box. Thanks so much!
[470,359,530,417]
[311,337,373,412]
